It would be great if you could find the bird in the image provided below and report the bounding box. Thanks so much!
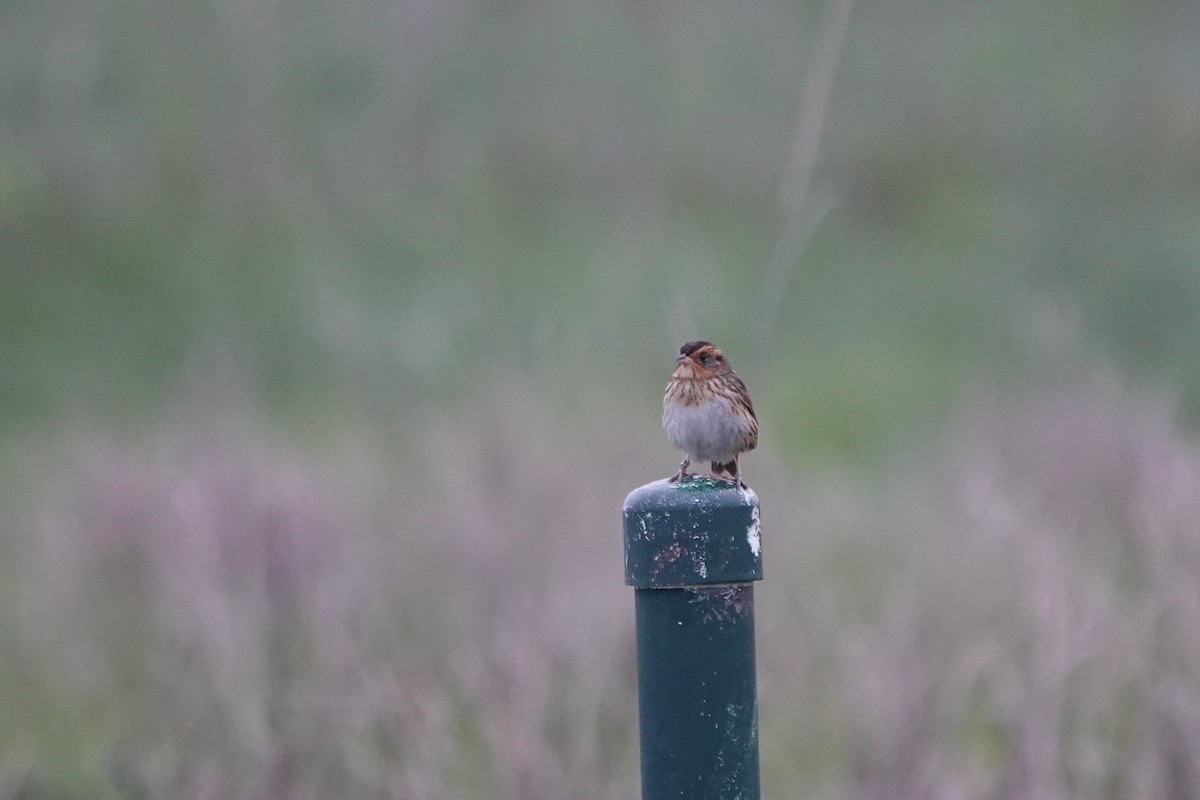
[663,340,758,489]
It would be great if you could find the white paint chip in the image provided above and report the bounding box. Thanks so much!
[747,505,761,557]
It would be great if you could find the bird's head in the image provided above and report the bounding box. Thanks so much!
[674,340,730,378]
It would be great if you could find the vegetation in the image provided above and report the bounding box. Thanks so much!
[3,0,1200,796]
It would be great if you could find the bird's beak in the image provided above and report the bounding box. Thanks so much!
[676,354,689,364]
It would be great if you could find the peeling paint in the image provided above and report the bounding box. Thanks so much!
[747,505,761,557]
[625,476,762,586]
[650,541,683,579]
[687,585,753,622]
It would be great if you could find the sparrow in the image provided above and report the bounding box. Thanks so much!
[663,340,758,488]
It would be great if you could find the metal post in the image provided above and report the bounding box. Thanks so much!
[623,476,763,800]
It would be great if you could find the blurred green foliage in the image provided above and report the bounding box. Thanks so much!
[2,0,1198,449]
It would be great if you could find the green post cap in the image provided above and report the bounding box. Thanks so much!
[623,476,763,587]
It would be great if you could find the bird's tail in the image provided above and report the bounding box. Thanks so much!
[712,460,736,477]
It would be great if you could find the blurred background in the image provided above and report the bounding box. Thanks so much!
[3,0,1200,796]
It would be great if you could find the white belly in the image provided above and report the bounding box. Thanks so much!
[663,396,744,462]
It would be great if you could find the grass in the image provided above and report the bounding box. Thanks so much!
[7,366,1200,798]
[4,0,1200,796]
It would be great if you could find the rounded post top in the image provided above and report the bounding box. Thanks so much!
[623,476,762,588]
